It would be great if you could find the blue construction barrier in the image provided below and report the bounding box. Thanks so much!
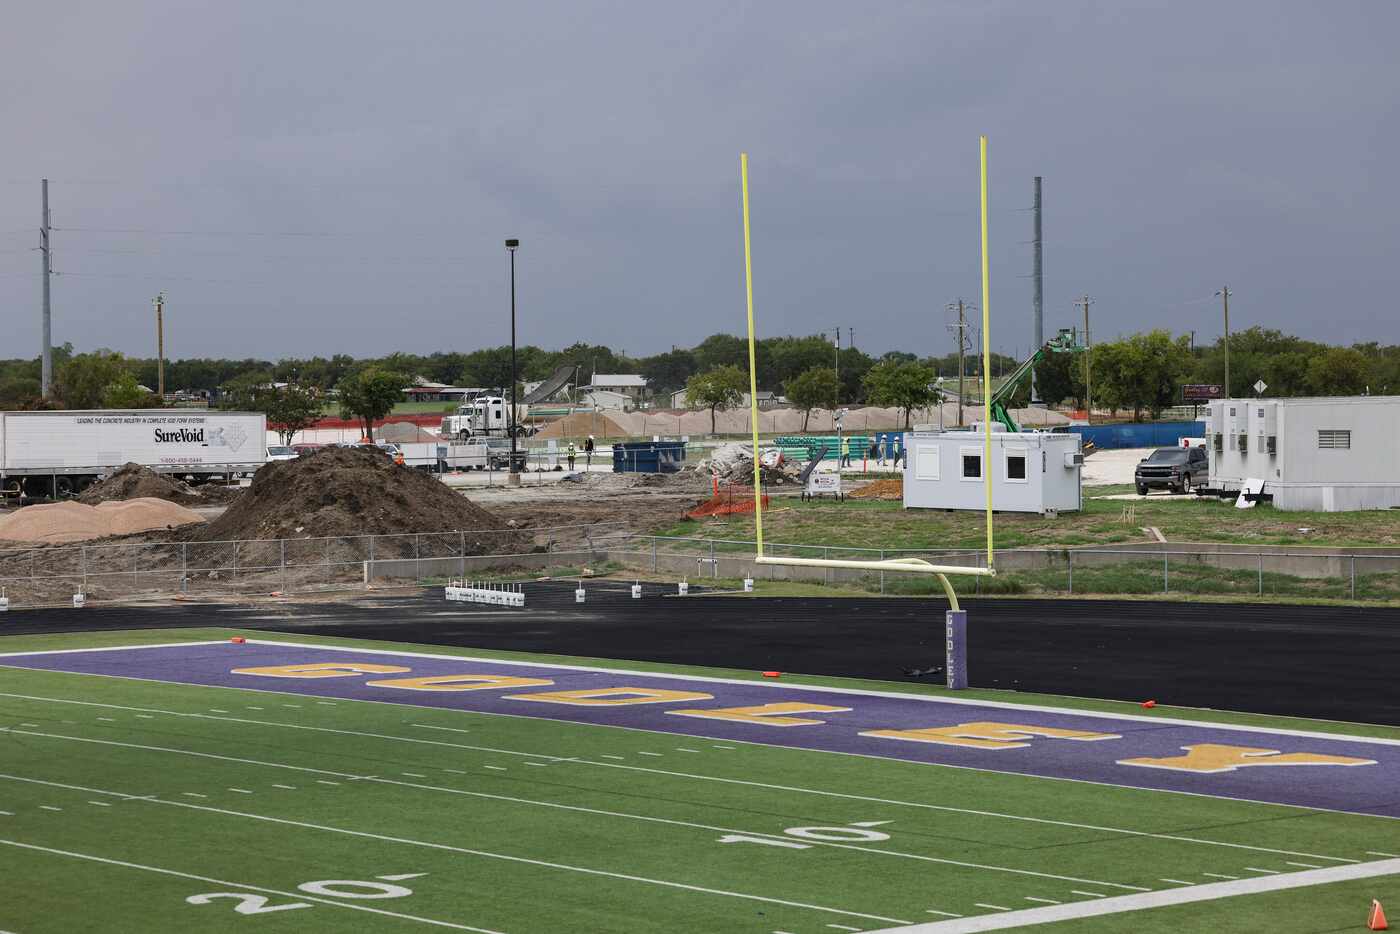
[612,440,687,473]
[1076,421,1206,449]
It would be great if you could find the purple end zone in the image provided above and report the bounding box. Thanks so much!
[4,640,1400,818]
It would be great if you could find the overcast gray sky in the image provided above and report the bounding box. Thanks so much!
[3,1,1397,362]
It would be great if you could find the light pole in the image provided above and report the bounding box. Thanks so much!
[1215,286,1232,398]
[506,239,520,485]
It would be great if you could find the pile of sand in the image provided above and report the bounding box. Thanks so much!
[78,463,241,506]
[0,498,206,544]
[377,421,443,444]
[196,445,515,543]
[849,478,904,500]
[534,404,1069,438]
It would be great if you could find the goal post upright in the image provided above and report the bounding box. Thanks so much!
[738,144,997,689]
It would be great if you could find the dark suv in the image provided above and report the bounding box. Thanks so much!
[1135,446,1207,494]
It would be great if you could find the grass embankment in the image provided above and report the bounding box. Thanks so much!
[660,485,1400,550]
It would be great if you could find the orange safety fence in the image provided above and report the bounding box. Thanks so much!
[687,482,770,519]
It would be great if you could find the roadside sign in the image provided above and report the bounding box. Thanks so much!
[1253,379,1268,395]
[1182,384,1224,403]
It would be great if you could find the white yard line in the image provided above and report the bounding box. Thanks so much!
[1023,897,1059,905]
[1158,878,1192,885]
[1244,867,1279,874]
[1069,890,1105,898]
[0,775,915,927]
[1284,861,1319,869]
[87,801,110,807]
[0,731,1149,893]
[973,904,1010,912]
[272,784,297,790]
[862,858,1400,933]
[0,837,504,932]
[1368,851,1400,858]
[1201,872,1238,880]
[0,691,1365,865]
[925,910,962,917]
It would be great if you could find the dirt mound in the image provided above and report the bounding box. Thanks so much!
[78,463,241,506]
[0,498,205,543]
[849,478,904,500]
[196,445,514,543]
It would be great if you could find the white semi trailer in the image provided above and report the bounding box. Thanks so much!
[0,409,267,501]
[440,396,533,441]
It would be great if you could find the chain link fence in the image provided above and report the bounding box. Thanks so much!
[0,522,631,608]
[5,526,1398,608]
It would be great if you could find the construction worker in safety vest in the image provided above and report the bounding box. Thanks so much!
[840,435,851,467]
[566,442,577,471]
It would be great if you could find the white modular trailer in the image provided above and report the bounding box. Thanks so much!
[902,428,1084,514]
[1,409,266,498]
[1207,396,1400,511]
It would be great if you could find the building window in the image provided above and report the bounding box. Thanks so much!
[915,445,940,481]
[1318,429,1351,450]
[960,449,982,480]
[1005,450,1028,482]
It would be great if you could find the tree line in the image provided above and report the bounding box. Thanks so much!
[4,327,1400,425]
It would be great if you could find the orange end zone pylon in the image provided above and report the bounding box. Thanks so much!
[1371,899,1389,931]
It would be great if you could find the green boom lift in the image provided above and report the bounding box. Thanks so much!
[985,328,1085,432]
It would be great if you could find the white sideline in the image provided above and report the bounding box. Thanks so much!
[0,838,503,932]
[0,729,1145,892]
[0,773,913,927]
[0,690,1366,864]
[862,858,1400,933]
[6,637,1400,747]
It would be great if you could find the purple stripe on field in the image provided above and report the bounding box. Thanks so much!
[5,641,1400,818]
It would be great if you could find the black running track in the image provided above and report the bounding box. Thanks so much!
[5,584,1399,725]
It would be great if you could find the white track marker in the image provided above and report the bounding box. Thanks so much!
[0,776,915,927]
[974,904,1011,912]
[209,709,229,713]
[0,838,503,932]
[1284,862,1320,869]
[96,717,115,722]
[281,704,301,709]
[245,706,263,710]
[925,910,962,917]
[1201,872,1238,880]
[442,769,466,775]
[1069,890,1106,898]
[484,765,507,771]
[862,857,1400,934]
[39,806,62,811]
[272,785,296,790]
[1,692,1367,867]
[1244,867,1279,874]
[227,788,253,794]
[637,752,663,757]
[86,801,109,807]
[523,762,547,767]
[677,748,701,753]
[1023,897,1060,905]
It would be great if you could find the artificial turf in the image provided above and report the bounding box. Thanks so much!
[1,628,1397,933]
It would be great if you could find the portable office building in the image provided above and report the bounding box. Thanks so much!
[1206,396,1400,511]
[902,428,1083,514]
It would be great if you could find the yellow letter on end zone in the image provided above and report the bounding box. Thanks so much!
[505,687,713,707]
[666,702,852,727]
[1118,743,1377,774]
[366,674,555,692]
[232,662,411,679]
[860,721,1121,750]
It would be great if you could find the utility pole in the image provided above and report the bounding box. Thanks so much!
[153,292,166,399]
[833,326,841,411]
[1074,295,1094,424]
[848,326,854,351]
[1216,285,1232,397]
[1031,176,1044,404]
[946,300,971,427]
[40,179,52,398]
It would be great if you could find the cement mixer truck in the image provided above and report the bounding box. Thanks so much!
[439,396,534,441]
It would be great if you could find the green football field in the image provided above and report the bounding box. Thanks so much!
[1,627,1398,933]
